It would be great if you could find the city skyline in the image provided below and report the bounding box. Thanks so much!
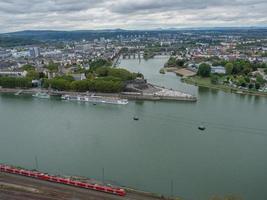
[0,0,267,33]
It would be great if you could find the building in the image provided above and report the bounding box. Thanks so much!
[0,50,12,59]
[0,71,27,77]
[211,66,226,74]
[29,47,41,58]
[72,73,86,81]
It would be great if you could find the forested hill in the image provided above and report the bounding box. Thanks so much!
[0,35,42,47]
[1,27,267,47]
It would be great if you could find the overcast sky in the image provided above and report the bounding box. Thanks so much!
[0,0,267,33]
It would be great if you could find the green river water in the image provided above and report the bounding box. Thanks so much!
[0,56,266,200]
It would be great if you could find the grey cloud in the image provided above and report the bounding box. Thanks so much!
[0,0,266,33]
[0,0,104,14]
[110,0,266,14]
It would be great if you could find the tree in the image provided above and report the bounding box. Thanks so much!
[255,82,261,90]
[225,63,234,75]
[0,77,32,88]
[197,63,211,77]
[248,83,254,89]
[236,76,246,87]
[21,64,35,71]
[45,62,59,72]
[166,57,176,67]
[211,75,219,84]
[176,59,185,67]
[89,59,112,71]
[26,70,39,80]
[256,74,266,85]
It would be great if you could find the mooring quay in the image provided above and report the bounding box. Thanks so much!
[0,87,197,102]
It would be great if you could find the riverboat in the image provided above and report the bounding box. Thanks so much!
[61,94,128,105]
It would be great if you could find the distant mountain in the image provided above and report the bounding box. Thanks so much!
[0,35,42,48]
[1,27,266,45]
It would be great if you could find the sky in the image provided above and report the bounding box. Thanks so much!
[0,0,267,33]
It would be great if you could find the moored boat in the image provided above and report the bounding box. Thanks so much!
[33,92,50,99]
[61,94,128,105]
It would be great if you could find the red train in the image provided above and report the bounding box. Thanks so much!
[0,164,126,197]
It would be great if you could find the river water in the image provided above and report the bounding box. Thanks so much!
[0,57,266,200]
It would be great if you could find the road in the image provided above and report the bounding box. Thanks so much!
[0,172,171,200]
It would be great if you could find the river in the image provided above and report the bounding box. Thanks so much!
[0,56,266,200]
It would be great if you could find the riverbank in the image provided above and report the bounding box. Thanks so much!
[0,85,197,102]
[183,76,267,97]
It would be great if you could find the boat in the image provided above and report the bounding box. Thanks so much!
[14,90,23,96]
[133,116,139,121]
[198,125,206,131]
[32,92,50,99]
[61,94,128,105]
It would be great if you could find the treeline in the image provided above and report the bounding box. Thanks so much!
[0,36,41,47]
[43,77,123,93]
[0,77,32,88]
[94,67,142,81]
[42,62,143,93]
[212,60,267,75]
[0,59,143,93]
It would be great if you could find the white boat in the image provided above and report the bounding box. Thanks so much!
[33,92,50,99]
[61,95,128,105]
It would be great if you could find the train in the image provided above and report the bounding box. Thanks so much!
[0,164,126,197]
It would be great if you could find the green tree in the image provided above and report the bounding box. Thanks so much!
[248,83,254,89]
[0,77,32,88]
[107,68,136,81]
[256,74,266,85]
[89,59,112,71]
[43,78,71,91]
[166,57,176,67]
[197,63,211,77]
[255,82,261,90]
[225,63,234,75]
[70,80,88,92]
[21,64,35,71]
[211,75,219,84]
[176,59,185,67]
[45,62,59,72]
[26,70,39,80]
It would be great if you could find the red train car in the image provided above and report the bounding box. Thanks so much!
[0,164,126,197]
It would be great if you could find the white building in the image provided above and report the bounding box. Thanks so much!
[29,47,41,58]
[211,66,226,74]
